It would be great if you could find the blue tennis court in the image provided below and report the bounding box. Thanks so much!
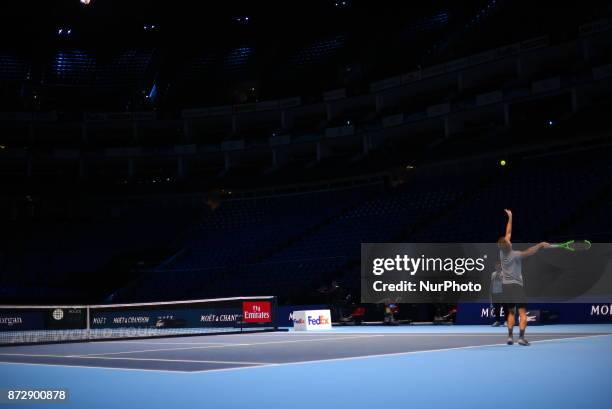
[1,324,611,409]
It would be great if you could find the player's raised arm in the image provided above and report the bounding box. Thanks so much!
[504,209,513,242]
[517,242,551,258]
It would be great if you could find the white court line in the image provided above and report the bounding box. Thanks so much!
[0,360,192,373]
[74,334,384,357]
[98,331,598,343]
[96,341,237,346]
[261,331,514,336]
[69,356,268,365]
[190,333,612,374]
[262,332,612,337]
[70,344,246,357]
[262,331,612,336]
[0,345,244,358]
[0,352,266,366]
[95,335,349,345]
[91,332,376,345]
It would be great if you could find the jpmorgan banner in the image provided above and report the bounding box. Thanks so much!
[361,243,612,304]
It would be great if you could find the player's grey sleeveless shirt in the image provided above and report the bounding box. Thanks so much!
[499,250,523,286]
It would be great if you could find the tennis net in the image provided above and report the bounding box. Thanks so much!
[0,296,278,346]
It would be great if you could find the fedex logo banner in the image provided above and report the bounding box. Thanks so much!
[243,301,272,323]
[307,315,330,326]
[293,309,332,331]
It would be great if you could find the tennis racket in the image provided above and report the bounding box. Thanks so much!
[551,239,592,251]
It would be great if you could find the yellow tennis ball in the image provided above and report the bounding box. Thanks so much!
[500,160,506,166]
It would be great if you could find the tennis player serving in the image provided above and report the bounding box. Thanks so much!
[498,209,551,346]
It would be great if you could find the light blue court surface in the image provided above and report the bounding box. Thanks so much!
[1,324,611,409]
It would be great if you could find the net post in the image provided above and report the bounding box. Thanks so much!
[86,305,91,340]
[272,296,278,331]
